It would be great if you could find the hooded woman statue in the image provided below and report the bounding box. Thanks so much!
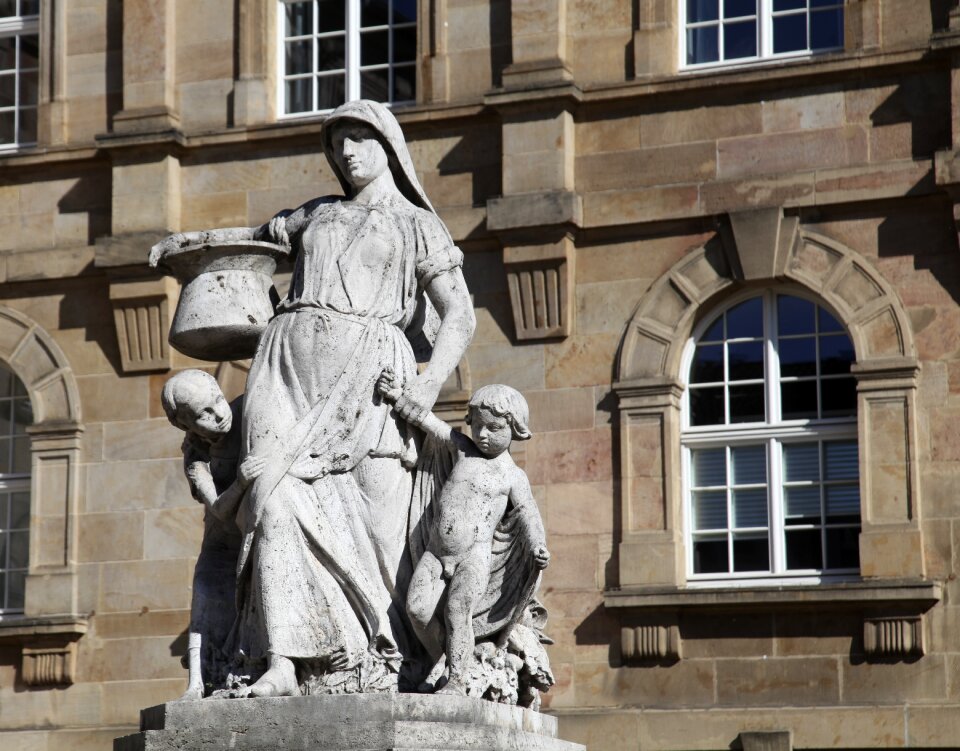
[223,100,475,698]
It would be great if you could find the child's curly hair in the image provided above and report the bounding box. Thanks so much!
[466,384,532,441]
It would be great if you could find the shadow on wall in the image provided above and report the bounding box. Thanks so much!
[489,0,512,88]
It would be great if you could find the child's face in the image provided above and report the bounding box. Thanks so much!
[469,406,512,457]
[182,384,232,441]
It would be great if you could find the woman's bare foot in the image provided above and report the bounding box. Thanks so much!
[245,654,299,698]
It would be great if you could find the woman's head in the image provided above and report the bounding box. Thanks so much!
[328,121,391,191]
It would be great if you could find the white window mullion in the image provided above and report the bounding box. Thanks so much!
[769,437,785,574]
[346,0,361,101]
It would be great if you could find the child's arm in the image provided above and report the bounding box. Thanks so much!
[206,454,266,523]
[377,368,462,449]
[509,470,550,570]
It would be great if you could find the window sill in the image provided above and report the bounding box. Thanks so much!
[0,614,87,687]
[604,579,941,612]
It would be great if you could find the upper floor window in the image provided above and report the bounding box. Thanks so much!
[0,363,32,613]
[280,0,416,117]
[681,291,859,584]
[0,0,38,150]
[682,0,843,69]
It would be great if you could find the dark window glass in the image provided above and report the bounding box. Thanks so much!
[733,488,767,528]
[285,77,312,114]
[0,111,14,144]
[724,20,757,58]
[9,492,27,529]
[693,448,726,487]
[318,36,346,69]
[11,435,28,473]
[361,29,389,66]
[18,34,37,69]
[785,528,822,569]
[316,73,345,109]
[16,107,34,146]
[731,445,766,485]
[360,0,389,27]
[729,383,765,423]
[702,316,724,342]
[777,295,815,336]
[286,2,313,37]
[824,441,858,480]
[694,537,728,573]
[818,306,844,333]
[19,70,37,107]
[810,8,843,49]
[393,0,416,24]
[392,65,415,102]
[825,527,860,569]
[773,12,807,52]
[318,0,347,33]
[784,485,821,524]
[733,534,769,571]
[690,387,724,426]
[688,0,720,22]
[360,68,389,101]
[819,335,854,375]
[0,0,14,17]
[0,73,13,108]
[7,569,24,610]
[781,380,817,419]
[694,491,727,530]
[825,484,859,522]
[820,377,856,417]
[687,26,719,64]
[779,337,816,377]
[726,297,763,338]
[393,26,417,63]
[773,0,805,9]
[725,0,756,18]
[286,39,313,75]
[20,0,38,14]
[783,443,819,482]
[728,341,764,381]
[0,38,14,71]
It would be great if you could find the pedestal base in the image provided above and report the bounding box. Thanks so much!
[114,693,585,751]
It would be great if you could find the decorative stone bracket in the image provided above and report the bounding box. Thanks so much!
[0,615,87,687]
[863,615,925,658]
[502,236,576,341]
[109,276,178,373]
[620,620,681,664]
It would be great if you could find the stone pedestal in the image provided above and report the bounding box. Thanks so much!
[114,693,585,751]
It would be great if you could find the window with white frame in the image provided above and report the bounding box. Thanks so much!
[682,291,860,583]
[280,0,416,116]
[0,363,32,613]
[0,0,38,150]
[683,0,843,69]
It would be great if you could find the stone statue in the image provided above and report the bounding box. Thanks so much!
[377,372,552,702]
[150,100,553,706]
[159,370,264,699]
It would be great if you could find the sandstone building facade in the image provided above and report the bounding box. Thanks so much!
[0,0,958,749]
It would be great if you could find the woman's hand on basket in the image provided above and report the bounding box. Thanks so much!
[254,215,290,246]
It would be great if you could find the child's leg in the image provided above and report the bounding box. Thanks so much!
[176,630,204,700]
[406,551,446,661]
[441,552,488,690]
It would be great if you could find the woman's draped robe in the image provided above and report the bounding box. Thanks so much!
[230,195,463,689]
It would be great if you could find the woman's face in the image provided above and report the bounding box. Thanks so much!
[331,123,390,190]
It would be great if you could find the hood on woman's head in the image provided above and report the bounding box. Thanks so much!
[321,99,434,214]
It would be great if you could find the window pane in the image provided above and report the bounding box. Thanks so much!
[285,77,313,114]
[20,70,37,107]
[687,26,719,64]
[361,29,389,66]
[820,377,856,418]
[780,380,817,419]
[0,493,6,526]
[779,337,816,377]
[820,335,854,375]
[9,492,27,529]
[12,375,25,397]
[728,341,763,381]
[729,384,764,423]
[824,441,858,480]
[0,73,12,108]
[694,536,728,573]
[702,316,723,342]
[818,306,844,333]
[360,0,389,27]
[12,436,28,473]
[783,443,819,482]
[773,12,807,52]
[0,402,10,437]
[825,527,859,569]
[317,74,345,109]
[393,26,417,63]
[19,34,38,70]
[12,397,31,433]
[725,0,756,18]
[7,569,24,610]
[0,38,13,71]
[690,387,724,425]
[694,490,727,530]
[733,534,769,571]
[8,529,27,567]
[726,297,762,339]
[733,488,767,528]
[825,484,859,522]
[392,64,415,102]
[785,485,821,523]
[0,367,11,397]
[21,0,39,14]
[692,448,726,487]
[318,36,345,70]
[688,0,719,22]
[0,438,10,473]
[731,445,766,485]
[285,2,313,37]
[286,39,313,75]
[0,0,14,17]
[773,0,804,9]
[360,68,389,101]
[318,0,346,33]
[724,20,757,58]
[393,0,416,24]
[691,344,723,383]
[785,528,822,570]
[777,295,815,336]
[811,8,843,49]
[17,106,35,145]
[0,533,6,567]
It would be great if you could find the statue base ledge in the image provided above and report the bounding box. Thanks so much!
[114,692,585,751]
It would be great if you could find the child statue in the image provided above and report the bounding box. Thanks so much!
[377,370,550,697]
[160,370,265,699]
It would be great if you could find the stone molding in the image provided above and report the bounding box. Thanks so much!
[863,615,925,658]
[0,615,87,688]
[503,238,575,340]
[109,276,177,373]
[620,622,681,664]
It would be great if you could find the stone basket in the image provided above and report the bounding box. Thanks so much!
[149,230,290,361]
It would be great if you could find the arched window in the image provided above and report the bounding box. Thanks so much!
[681,289,859,583]
[0,362,31,612]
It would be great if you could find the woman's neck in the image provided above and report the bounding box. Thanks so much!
[351,170,398,206]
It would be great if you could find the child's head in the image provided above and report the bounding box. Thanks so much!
[466,384,531,456]
[160,370,232,441]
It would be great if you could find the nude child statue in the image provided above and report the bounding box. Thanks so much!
[377,370,550,695]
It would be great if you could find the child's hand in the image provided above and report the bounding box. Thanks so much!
[376,367,403,404]
[533,544,551,570]
[238,454,267,488]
